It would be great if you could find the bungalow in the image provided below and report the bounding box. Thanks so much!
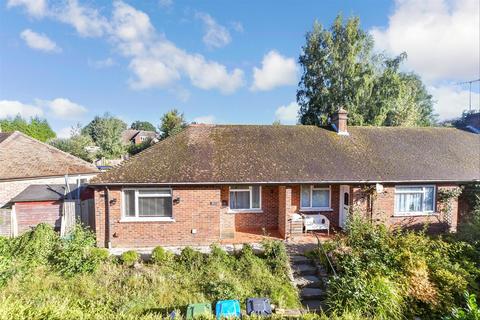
[0,131,98,236]
[89,110,480,248]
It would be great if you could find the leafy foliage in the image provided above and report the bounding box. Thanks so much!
[151,246,173,264]
[82,113,127,158]
[49,125,97,162]
[0,115,56,142]
[444,292,480,320]
[158,109,186,139]
[130,120,156,132]
[127,137,154,155]
[120,250,140,266]
[297,15,435,127]
[321,214,480,319]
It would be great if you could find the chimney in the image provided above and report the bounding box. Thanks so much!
[332,107,348,135]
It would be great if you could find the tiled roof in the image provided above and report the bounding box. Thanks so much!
[0,131,98,180]
[90,124,480,185]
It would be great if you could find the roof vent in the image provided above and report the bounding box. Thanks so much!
[332,107,349,136]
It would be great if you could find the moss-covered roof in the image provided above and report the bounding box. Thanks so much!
[90,124,480,185]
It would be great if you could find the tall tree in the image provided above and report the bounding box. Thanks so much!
[50,125,96,162]
[297,15,435,127]
[0,115,56,142]
[82,113,127,159]
[130,121,156,132]
[158,109,186,139]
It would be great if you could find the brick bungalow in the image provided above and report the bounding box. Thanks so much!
[89,110,480,248]
[0,131,98,236]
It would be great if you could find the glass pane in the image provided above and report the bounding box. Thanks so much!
[138,189,171,196]
[124,190,135,217]
[138,197,172,217]
[301,185,310,207]
[396,193,422,213]
[230,185,248,190]
[344,193,349,206]
[230,191,250,209]
[424,187,434,211]
[251,186,260,209]
[312,189,329,207]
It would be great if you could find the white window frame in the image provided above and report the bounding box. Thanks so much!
[300,185,332,211]
[228,186,262,212]
[121,188,174,222]
[394,185,436,216]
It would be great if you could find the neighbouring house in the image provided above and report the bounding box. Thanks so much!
[89,109,480,248]
[0,131,98,236]
[122,129,158,145]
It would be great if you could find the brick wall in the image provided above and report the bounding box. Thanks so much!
[0,174,96,207]
[94,186,222,248]
[219,185,279,232]
[351,183,460,233]
[15,201,62,234]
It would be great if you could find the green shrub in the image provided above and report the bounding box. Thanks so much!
[444,292,480,320]
[151,246,172,264]
[11,223,58,266]
[120,250,140,266]
[176,247,204,269]
[52,225,98,276]
[261,239,288,275]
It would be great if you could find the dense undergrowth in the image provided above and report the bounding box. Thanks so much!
[317,210,480,320]
[0,224,299,320]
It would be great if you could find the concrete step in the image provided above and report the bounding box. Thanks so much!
[300,287,326,300]
[294,275,322,288]
[290,255,311,264]
[302,299,326,312]
[293,264,317,276]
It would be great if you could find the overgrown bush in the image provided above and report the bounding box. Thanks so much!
[321,213,480,319]
[151,246,172,264]
[120,250,140,266]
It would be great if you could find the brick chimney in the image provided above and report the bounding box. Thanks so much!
[332,107,348,135]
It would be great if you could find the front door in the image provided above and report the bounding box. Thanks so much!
[339,185,350,229]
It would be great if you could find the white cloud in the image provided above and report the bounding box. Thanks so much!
[158,0,173,8]
[251,50,298,91]
[274,101,299,124]
[9,0,245,94]
[196,12,231,49]
[54,0,110,38]
[231,21,244,33]
[88,57,115,69]
[370,0,480,81]
[0,100,43,118]
[430,85,480,120]
[7,0,47,17]
[56,127,73,139]
[36,98,87,119]
[20,29,61,53]
[193,115,216,124]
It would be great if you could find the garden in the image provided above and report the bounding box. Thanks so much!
[0,224,300,320]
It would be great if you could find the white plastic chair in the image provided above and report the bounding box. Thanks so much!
[303,214,330,235]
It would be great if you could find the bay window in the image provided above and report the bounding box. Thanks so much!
[229,185,261,211]
[123,189,173,220]
[301,185,331,210]
[394,186,435,215]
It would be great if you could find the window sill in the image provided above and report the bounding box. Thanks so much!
[227,209,263,214]
[300,208,333,212]
[392,212,438,218]
[119,217,175,223]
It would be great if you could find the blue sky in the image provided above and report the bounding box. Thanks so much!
[0,0,479,137]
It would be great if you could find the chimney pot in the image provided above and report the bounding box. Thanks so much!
[332,107,349,135]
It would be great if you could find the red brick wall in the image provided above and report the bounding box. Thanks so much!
[15,201,62,234]
[351,183,460,233]
[94,186,221,248]
[219,185,279,232]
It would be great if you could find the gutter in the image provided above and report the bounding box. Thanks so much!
[88,179,480,187]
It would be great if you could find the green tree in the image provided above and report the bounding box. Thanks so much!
[127,138,153,156]
[82,113,127,159]
[130,121,156,132]
[158,109,186,139]
[0,115,56,142]
[297,15,435,127]
[50,125,96,162]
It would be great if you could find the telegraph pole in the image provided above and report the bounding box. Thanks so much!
[456,78,480,111]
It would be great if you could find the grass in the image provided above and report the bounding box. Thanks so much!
[0,224,300,320]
